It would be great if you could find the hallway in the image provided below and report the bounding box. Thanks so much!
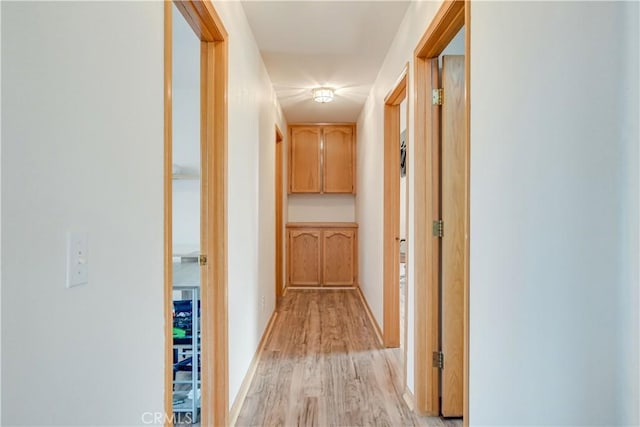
[235,290,462,427]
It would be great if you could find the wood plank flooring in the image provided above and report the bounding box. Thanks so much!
[236,289,462,427]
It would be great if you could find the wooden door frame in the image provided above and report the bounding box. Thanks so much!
[412,0,469,423]
[164,1,228,426]
[275,126,284,301]
[383,65,409,350]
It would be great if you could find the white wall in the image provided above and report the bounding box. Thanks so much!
[1,2,164,425]
[288,194,355,222]
[172,4,201,254]
[211,0,287,408]
[356,0,444,395]
[358,0,639,422]
[469,1,638,425]
[0,2,3,421]
[618,3,639,425]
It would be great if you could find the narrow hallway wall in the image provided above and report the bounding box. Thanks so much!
[211,0,288,408]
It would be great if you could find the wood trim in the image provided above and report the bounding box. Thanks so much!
[413,0,469,422]
[200,36,229,427]
[275,126,284,301]
[286,286,356,291]
[383,65,408,349]
[415,0,465,59]
[286,222,358,229]
[355,286,384,347]
[163,3,173,425]
[463,3,471,426]
[413,56,442,416]
[166,2,228,426]
[228,310,279,426]
[174,0,227,42]
[288,122,356,127]
[384,65,408,105]
[403,387,417,412]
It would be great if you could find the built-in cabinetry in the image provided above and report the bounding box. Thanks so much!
[287,222,358,287]
[288,124,356,194]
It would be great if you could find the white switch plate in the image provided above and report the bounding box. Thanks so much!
[66,231,88,288]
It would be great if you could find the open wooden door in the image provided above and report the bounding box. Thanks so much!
[440,54,465,417]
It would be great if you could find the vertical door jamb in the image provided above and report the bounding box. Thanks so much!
[275,126,284,301]
[413,0,468,422]
[164,1,229,426]
[383,66,408,350]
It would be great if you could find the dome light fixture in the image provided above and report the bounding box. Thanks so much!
[312,87,334,103]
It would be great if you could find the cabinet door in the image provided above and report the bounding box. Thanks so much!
[322,229,355,286]
[289,127,321,193]
[288,229,321,286]
[323,126,354,193]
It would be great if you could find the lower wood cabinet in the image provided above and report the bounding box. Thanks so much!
[287,223,358,287]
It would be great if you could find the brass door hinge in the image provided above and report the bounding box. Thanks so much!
[432,351,444,369]
[198,254,208,266]
[432,88,443,106]
[432,220,444,238]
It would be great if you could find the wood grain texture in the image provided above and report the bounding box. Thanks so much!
[229,311,279,426]
[288,229,322,286]
[383,104,400,348]
[383,66,407,349]
[322,230,355,286]
[168,2,229,425]
[441,55,465,417]
[287,222,358,229]
[287,224,358,288]
[235,290,462,427]
[289,127,321,193]
[411,57,443,416]
[414,0,464,59]
[464,4,471,426]
[323,126,355,193]
[199,38,229,427]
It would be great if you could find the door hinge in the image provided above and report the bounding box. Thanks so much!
[432,220,444,238]
[198,254,208,266]
[432,351,444,369]
[432,88,443,106]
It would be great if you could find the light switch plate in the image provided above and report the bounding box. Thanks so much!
[66,231,88,288]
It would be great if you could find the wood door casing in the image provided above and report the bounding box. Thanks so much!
[323,229,355,286]
[323,126,354,193]
[289,127,321,193]
[440,55,465,417]
[275,129,283,299]
[288,229,322,286]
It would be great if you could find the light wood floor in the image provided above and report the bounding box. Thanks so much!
[236,289,462,427]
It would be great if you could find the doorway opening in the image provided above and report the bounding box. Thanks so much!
[164,1,228,425]
[383,65,409,389]
[413,0,469,423]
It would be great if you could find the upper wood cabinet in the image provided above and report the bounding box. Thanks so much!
[289,127,321,193]
[288,124,356,194]
[323,126,354,193]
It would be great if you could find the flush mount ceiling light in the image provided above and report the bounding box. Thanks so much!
[312,87,334,103]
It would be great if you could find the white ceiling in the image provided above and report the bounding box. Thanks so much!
[241,1,411,123]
